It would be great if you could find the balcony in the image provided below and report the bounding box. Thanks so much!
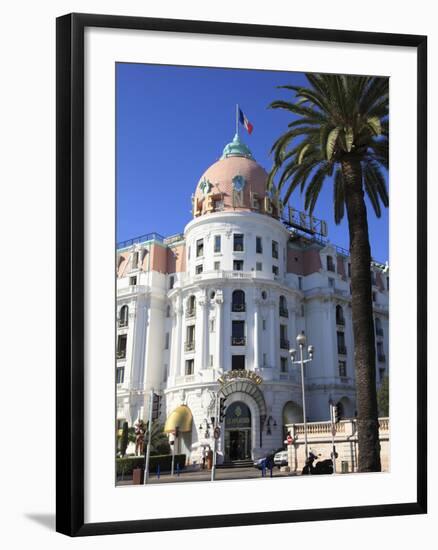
[378,353,386,363]
[231,336,246,346]
[280,338,290,350]
[184,341,195,352]
[336,317,345,326]
[338,345,347,355]
[279,307,289,318]
[118,320,128,328]
[376,327,384,337]
[232,303,246,312]
[185,308,196,319]
[116,350,126,360]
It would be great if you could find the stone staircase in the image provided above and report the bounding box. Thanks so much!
[217,459,254,469]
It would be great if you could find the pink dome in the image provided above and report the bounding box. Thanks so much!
[193,155,270,217]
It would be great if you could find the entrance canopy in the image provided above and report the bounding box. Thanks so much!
[164,405,193,433]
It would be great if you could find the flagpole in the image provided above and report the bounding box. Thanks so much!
[236,104,239,137]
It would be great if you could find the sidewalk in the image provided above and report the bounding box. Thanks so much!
[117,466,298,485]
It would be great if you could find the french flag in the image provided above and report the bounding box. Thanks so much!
[239,108,254,135]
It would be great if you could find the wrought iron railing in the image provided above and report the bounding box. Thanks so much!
[231,336,246,346]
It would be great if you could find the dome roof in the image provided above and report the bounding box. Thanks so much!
[193,135,276,218]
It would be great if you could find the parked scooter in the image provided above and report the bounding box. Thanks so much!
[301,451,334,475]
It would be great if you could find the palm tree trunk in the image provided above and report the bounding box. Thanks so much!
[342,158,381,472]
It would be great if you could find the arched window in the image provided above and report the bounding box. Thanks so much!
[336,305,345,325]
[231,290,245,312]
[119,305,129,328]
[186,295,196,318]
[279,295,288,317]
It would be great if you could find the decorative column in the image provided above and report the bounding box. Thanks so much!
[268,299,276,369]
[215,290,224,373]
[253,298,261,371]
[175,294,183,377]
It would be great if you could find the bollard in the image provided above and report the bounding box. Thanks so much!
[157,464,160,479]
[176,463,180,477]
[270,463,273,478]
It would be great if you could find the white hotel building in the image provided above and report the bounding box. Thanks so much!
[116,134,389,465]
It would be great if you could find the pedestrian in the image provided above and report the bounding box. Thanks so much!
[201,446,206,470]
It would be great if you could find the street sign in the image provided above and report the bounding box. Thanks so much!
[214,426,221,439]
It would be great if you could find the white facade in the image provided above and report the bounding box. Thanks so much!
[116,135,389,465]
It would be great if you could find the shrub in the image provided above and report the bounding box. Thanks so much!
[120,421,129,457]
[116,454,186,476]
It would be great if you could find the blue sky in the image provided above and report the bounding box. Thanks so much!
[116,63,389,263]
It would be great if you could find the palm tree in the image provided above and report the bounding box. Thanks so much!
[268,74,388,472]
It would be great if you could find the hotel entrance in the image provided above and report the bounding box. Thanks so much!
[224,401,252,462]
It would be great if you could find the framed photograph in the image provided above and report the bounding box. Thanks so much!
[56,13,427,536]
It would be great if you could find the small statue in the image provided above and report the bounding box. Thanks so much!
[134,419,146,456]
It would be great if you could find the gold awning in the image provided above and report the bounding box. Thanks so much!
[164,405,193,433]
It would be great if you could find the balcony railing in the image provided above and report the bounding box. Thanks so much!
[116,350,126,360]
[279,307,289,318]
[184,341,195,352]
[280,338,290,350]
[338,345,347,355]
[378,353,386,363]
[232,303,246,312]
[118,320,128,328]
[185,308,196,319]
[376,327,384,336]
[336,317,345,326]
[231,336,246,346]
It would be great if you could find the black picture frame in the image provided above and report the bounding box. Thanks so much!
[56,12,427,537]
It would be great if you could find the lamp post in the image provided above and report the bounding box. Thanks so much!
[290,333,314,461]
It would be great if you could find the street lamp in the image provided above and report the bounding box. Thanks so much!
[290,332,314,461]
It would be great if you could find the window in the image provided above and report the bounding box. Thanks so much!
[328,277,335,288]
[116,366,125,384]
[185,359,194,375]
[337,331,346,355]
[263,353,267,366]
[214,235,221,253]
[195,264,203,274]
[169,275,174,289]
[210,290,216,299]
[386,276,389,290]
[272,240,279,259]
[117,334,127,359]
[348,263,351,277]
[188,246,191,260]
[372,291,377,302]
[298,276,303,290]
[232,289,246,312]
[214,261,220,271]
[131,251,139,269]
[327,255,335,272]
[377,341,386,362]
[280,325,289,349]
[336,305,345,325]
[209,319,215,332]
[279,296,288,317]
[233,260,244,271]
[256,236,263,253]
[129,275,137,286]
[262,319,266,330]
[261,290,267,300]
[186,295,196,318]
[119,305,129,328]
[272,265,279,276]
[209,354,214,367]
[375,317,383,336]
[280,357,288,373]
[232,320,245,345]
[338,360,347,378]
[185,325,195,352]
[231,355,245,371]
[256,262,263,271]
[165,332,169,350]
[196,239,204,257]
[300,304,305,317]
[371,270,376,285]
[166,305,171,318]
[379,367,386,382]
[233,233,244,251]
